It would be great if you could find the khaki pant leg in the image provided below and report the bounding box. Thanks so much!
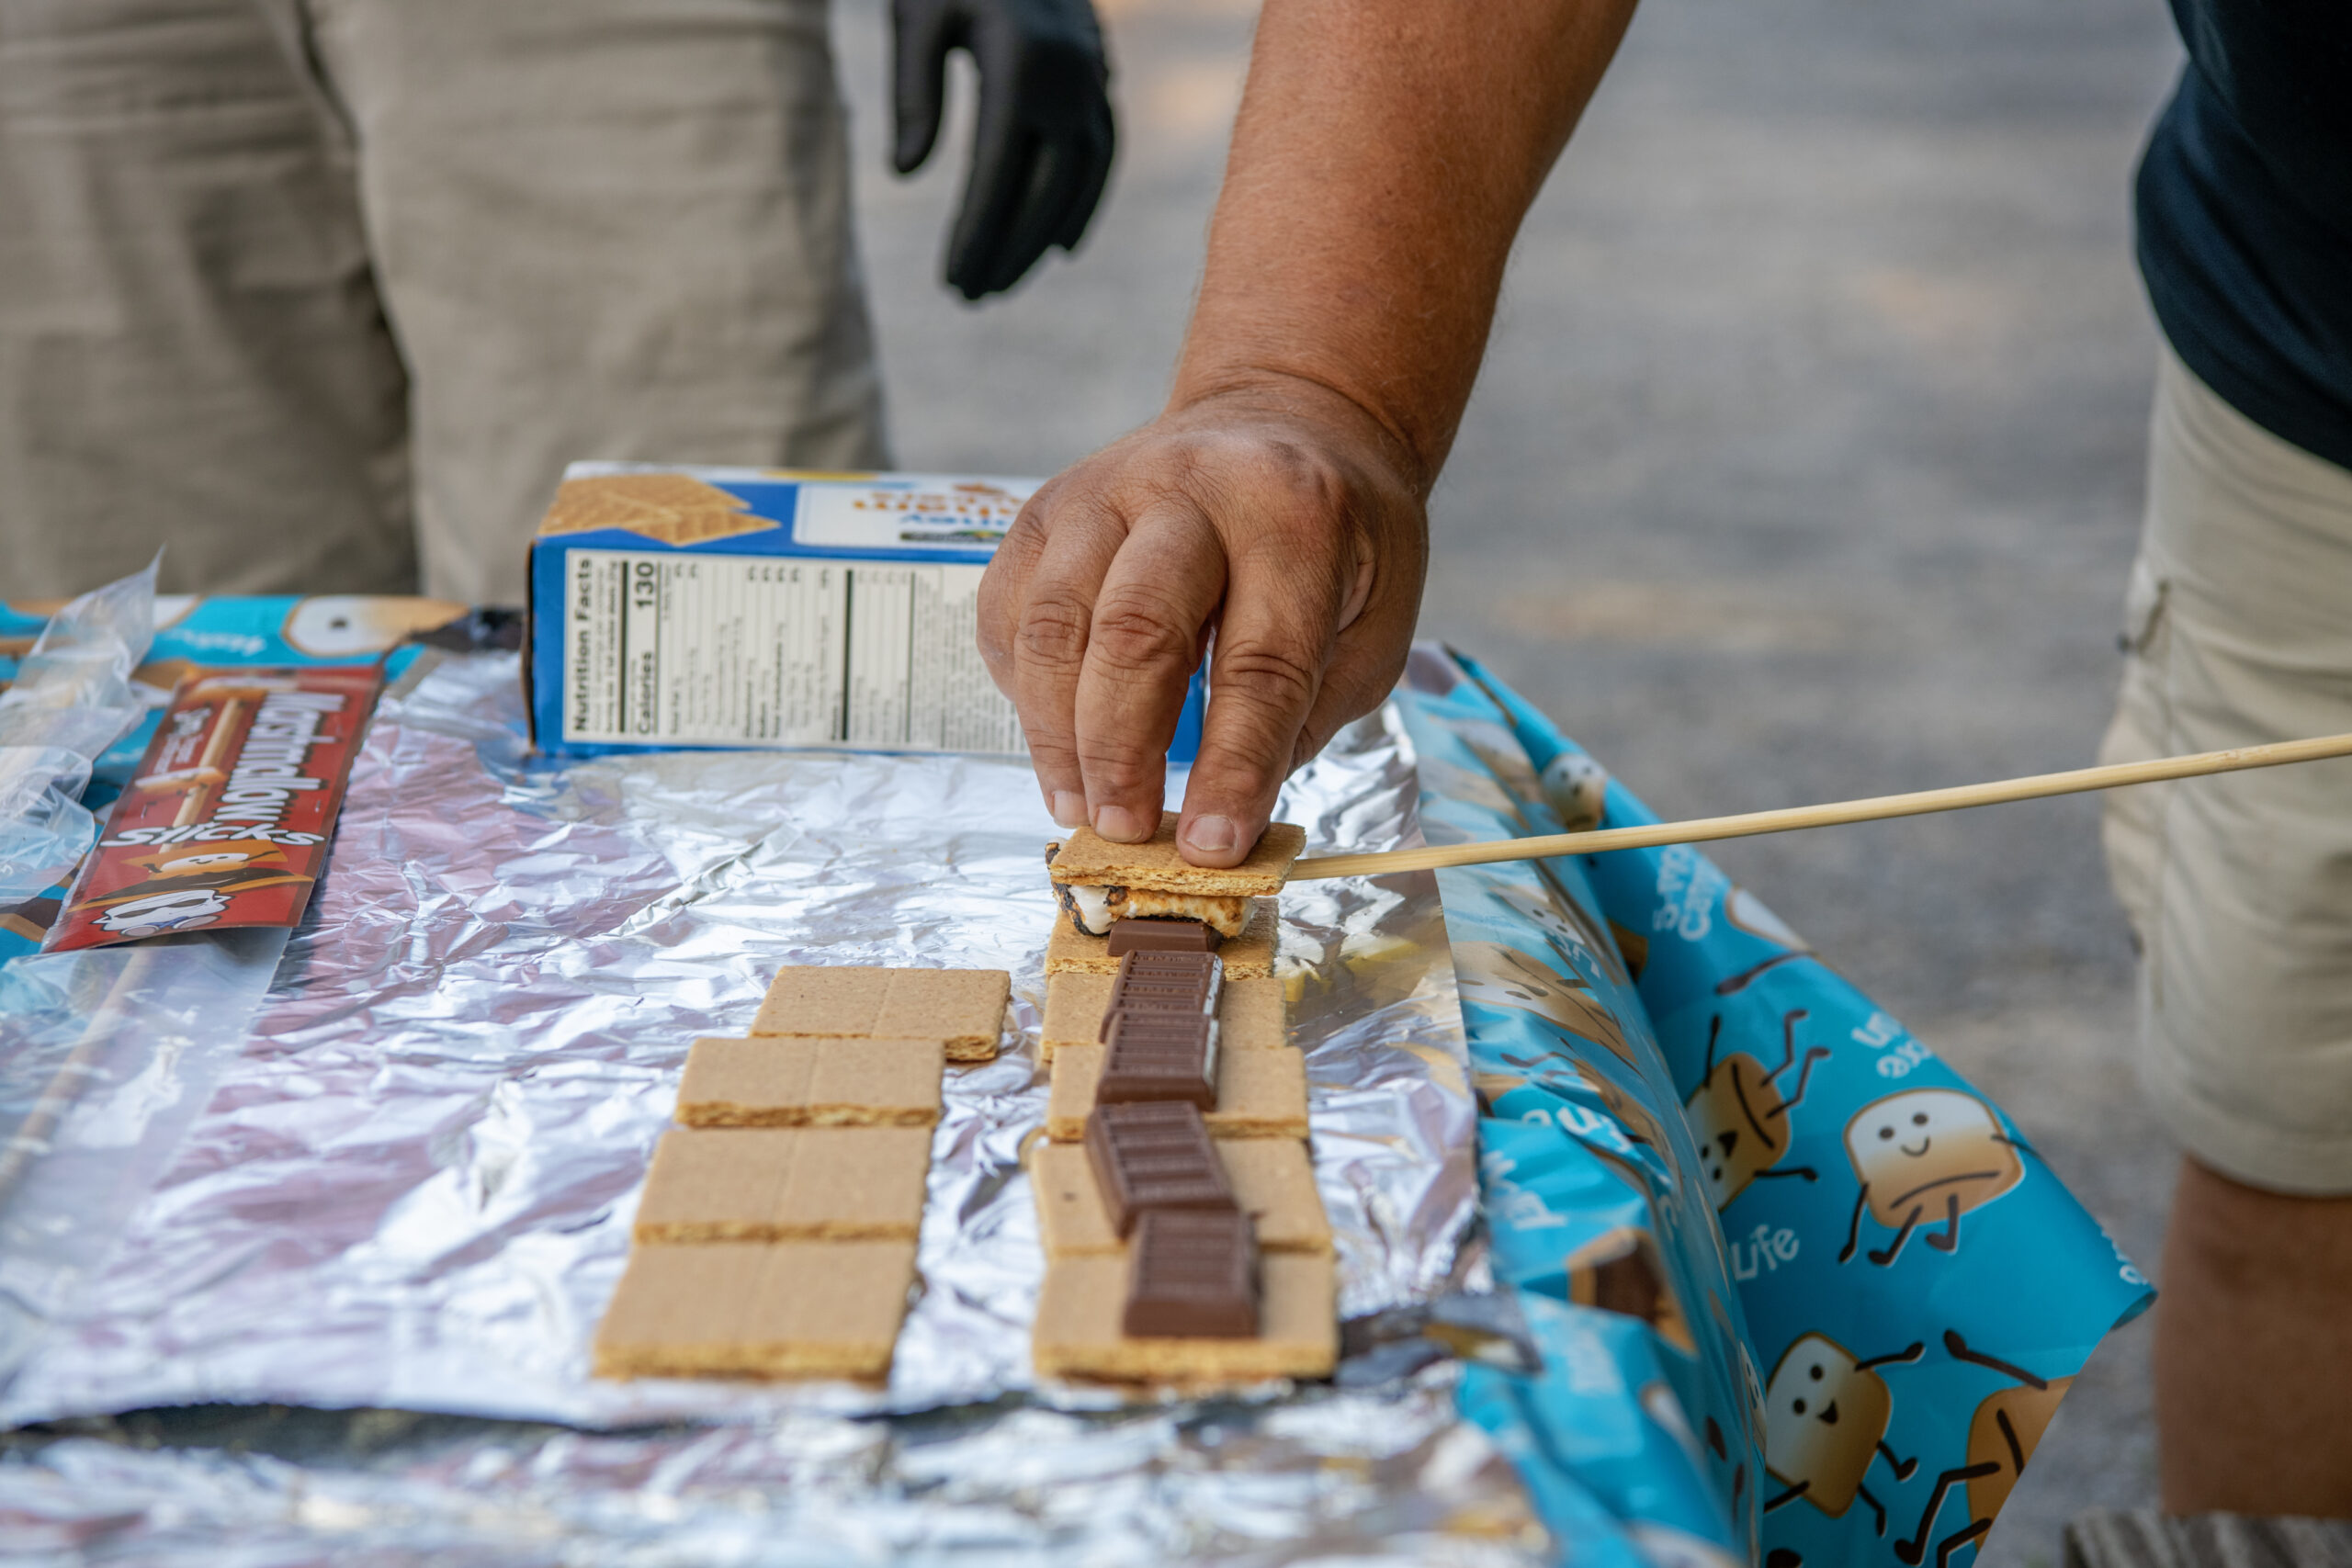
[2098,344,2352,1195]
[0,0,414,598]
[304,0,891,605]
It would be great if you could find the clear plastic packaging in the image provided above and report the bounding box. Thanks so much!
[0,559,157,901]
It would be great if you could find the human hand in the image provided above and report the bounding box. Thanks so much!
[891,0,1115,300]
[978,378,1430,865]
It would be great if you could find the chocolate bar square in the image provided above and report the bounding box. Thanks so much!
[1123,1208,1259,1338]
[1105,919,1221,955]
[1082,1101,1235,1236]
[1099,952,1221,1040]
[1121,951,1221,979]
[1098,1010,1218,1107]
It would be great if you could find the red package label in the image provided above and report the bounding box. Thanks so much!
[45,665,384,952]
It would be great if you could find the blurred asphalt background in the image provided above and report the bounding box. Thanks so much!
[839,0,2183,1560]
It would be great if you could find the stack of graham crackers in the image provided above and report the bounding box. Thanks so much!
[594,965,1010,1382]
[1028,815,1337,1383]
[537,471,774,547]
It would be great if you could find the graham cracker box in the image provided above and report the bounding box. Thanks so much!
[525,465,1205,760]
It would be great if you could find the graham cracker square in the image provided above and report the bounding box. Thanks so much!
[676,1037,944,1127]
[1030,1250,1336,1384]
[1046,1043,1307,1142]
[1216,977,1288,1050]
[1045,898,1280,978]
[1028,1137,1330,1258]
[1214,1139,1331,1254]
[751,966,1009,1061]
[592,1239,916,1382]
[1046,813,1305,896]
[632,1125,932,1243]
[1039,972,1115,1066]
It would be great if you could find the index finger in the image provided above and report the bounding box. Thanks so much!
[981,487,1128,827]
[1071,501,1227,844]
[1175,536,1353,866]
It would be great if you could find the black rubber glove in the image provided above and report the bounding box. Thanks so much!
[892,0,1115,301]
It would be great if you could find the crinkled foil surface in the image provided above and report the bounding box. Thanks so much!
[2,650,1535,1561]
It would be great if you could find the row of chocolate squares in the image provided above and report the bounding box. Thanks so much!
[1092,948,1228,1109]
[1085,1099,1264,1339]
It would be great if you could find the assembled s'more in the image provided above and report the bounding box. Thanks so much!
[1044,810,1301,976]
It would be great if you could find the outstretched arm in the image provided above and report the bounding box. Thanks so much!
[978,0,1638,863]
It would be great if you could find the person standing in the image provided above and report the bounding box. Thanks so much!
[978,0,2352,1516]
[0,0,1112,604]
[2094,0,2352,1516]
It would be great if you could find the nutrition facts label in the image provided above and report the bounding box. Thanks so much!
[560,549,1024,753]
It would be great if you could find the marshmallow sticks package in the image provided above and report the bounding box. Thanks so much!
[45,666,384,953]
[1396,646,2153,1568]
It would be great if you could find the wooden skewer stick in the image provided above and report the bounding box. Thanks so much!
[0,946,169,1207]
[1285,730,2352,883]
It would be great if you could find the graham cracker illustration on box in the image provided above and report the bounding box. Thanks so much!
[537,472,778,547]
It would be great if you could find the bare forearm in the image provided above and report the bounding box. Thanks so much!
[1174,0,1638,487]
[981,0,1636,865]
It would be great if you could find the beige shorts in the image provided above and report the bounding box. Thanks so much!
[0,0,888,604]
[2100,344,2352,1195]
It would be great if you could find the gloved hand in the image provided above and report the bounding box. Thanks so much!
[892,0,1115,301]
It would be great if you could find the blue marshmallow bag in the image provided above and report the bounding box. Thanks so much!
[1396,647,2152,1568]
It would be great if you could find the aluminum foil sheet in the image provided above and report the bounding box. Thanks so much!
[0,649,1527,1556]
[2,1370,1544,1564]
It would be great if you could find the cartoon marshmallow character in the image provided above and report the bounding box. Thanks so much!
[1567,1224,1696,1355]
[1709,886,1816,996]
[1890,1331,2075,1568]
[1471,1068,1532,1112]
[1538,750,1610,834]
[88,888,232,939]
[1761,1332,1924,1535]
[1500,876,1633,988]
[121,840,291,879]
[1684,1010,1830,1210]
[1452,940,1634,1064]
[1574,1057,1671,1154]
[66,841,311,943]
[281,595,467,657]
[1838,1089,2027,1266]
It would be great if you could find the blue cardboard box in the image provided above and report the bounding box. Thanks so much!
[524,465,1204,761]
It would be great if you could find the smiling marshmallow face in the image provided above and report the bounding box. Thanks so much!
[1686,1055,1794,1211]
[92,887,229,938]
[1843,1089,2023,1225]
[1762,1333,1890,1517]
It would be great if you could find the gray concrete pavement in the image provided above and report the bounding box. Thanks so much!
[839,0,2183,1560]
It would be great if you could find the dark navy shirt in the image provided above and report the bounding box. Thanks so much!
[2136,0,2352,471]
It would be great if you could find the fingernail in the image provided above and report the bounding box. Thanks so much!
[1184,815,1238,856]
[1093,805,1149,842]
[1050,790,1087,829]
